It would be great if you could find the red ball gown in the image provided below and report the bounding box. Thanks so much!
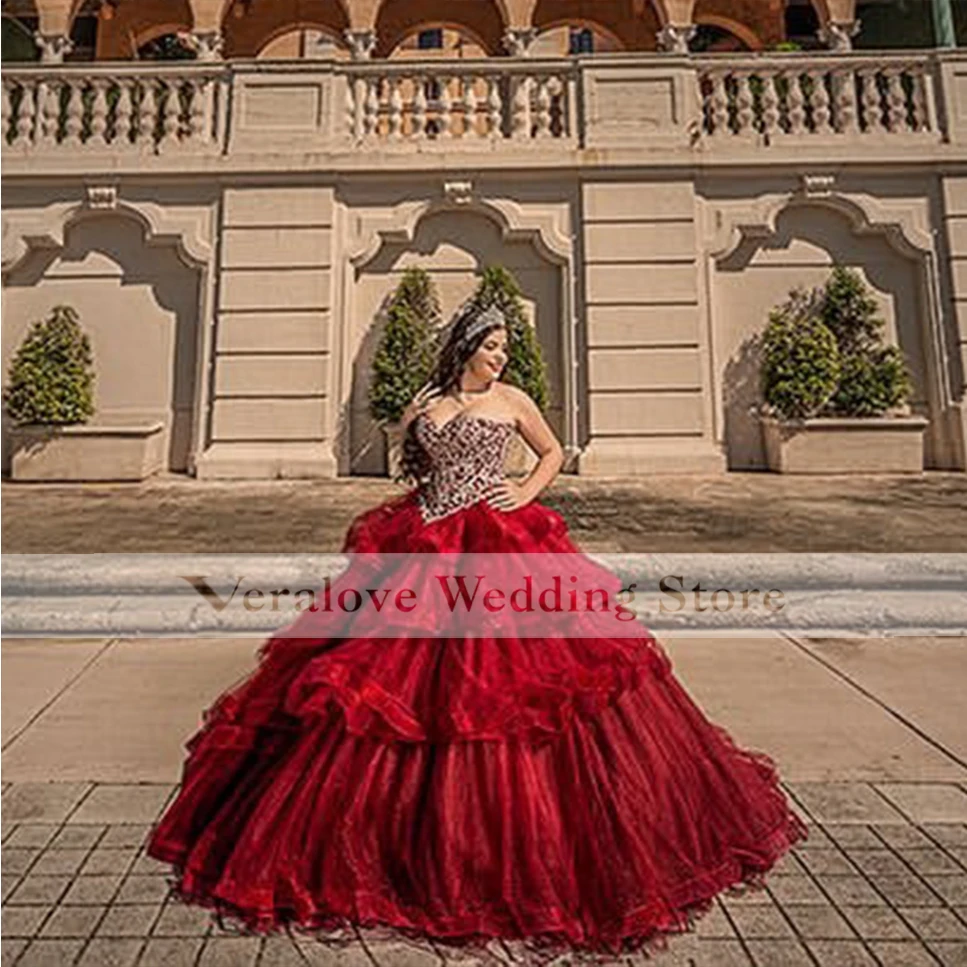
[147,411,807,963]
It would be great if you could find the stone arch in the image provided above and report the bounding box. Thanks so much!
[693,0,783,49]
[693,14,761,50]
[256,23,349,58]
[92,0,193,59]
[386,21,493,58]
[532,0,660,52]
[708,188,955,470]
[375,0,506,57]
[2,197,212,474]
[224,0,349,57]
[341,195,575,475]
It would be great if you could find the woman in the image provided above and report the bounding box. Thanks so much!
[147,300,806,963]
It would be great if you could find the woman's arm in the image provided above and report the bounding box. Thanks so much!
[485,387,563,511]
[400,383,442,432]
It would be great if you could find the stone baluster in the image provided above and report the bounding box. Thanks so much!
[157,81,179,150]
[734,72,755,137]
[2,82,12,146]
[412,76,427,138]
[884,67,907,132]
[485,75,501,137]
[860,68,883,133]
[511,73,532,140]
[88,78,109,146]
[707,72,728,134]
[363,77,379,137]
[186,78,208,145]
[533,75,551,139]
[810,68,832,134]
[437,75,453,138]
[387,75,403,139]
[15,79,36,146]
[135,80,157,150]
[909,66,930,132]
[36,78,59,146]
[760,73,780,139]
[344,75,356,138]
[830,65,858,134]
[62,80,82,146]
[463,74,479,138]
[786,71,806,135]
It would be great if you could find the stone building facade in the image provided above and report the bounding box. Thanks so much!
[3,0,967,477]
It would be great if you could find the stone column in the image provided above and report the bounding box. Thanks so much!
[33,32,73,63]
[502,27,538,57]
[817,19,861,52]
[344,28,377,61]
[656,23,697,54]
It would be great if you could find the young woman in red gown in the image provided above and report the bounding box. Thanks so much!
[147,301,807,963]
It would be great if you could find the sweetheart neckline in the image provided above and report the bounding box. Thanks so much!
[417,410,516,434]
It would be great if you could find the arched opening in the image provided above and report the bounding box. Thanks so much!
[387,24,490,59]
[92,0,193,60]
[532,0,659,52]
[375,0,506,58]
[2,0,39,62]
[691,20,755,52]
[694,0,783,50]
[784,0,823,49]
[224,0,349,58]
[255,24,349,58]
[530,21,626,55]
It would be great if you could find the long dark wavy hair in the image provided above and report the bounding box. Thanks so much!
[399,302,509,483]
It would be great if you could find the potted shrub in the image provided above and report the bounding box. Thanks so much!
[463,265,551,477]
[760,268,926,473]
[4,305,165,481]
[368,268,442,478]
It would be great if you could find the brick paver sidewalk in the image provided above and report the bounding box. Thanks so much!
[4,781,967,967]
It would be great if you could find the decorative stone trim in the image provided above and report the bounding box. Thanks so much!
[344,29,377,61]
[33,32,73,64]
[187,30,224,61]
[502,27,538,58]
[85,185,119,211]
[443,181,474,206]
[818,19,862,52]
[656,24,697,54]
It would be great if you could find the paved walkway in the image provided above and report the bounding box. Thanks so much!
[3,634,967,966]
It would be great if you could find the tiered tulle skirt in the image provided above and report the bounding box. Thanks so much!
[147,492,807,962]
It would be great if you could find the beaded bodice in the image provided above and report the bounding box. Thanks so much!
[414,411,516,524]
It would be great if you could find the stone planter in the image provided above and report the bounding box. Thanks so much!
[382,422,404,479]
[9,422,166,482]
[762,415,928,474]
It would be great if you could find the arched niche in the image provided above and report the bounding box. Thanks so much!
[710,199,950,470]
[345,208,566,476]
[1,210,204,475]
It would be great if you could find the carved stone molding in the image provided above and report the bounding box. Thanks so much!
[344,28,377,61]
[443,181,474,206]
[502,27,538,58]
[187,29,225,61]
[33,32,73,64]
[656,24,697,54]
[85,185,119,211]
[818,19,861,53]
[2,197,213,275]
[799,173,837,198]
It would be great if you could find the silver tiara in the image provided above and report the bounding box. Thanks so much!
[456,302,506,344]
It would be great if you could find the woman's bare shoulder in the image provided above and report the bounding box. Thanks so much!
[495,381,538,414]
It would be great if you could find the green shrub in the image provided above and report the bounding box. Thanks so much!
[830,345,912,417]
[4,305,95,426]
[819,267,912,417]
[761,287,840,420]
[368,268,442,424]
[465,265,550,412]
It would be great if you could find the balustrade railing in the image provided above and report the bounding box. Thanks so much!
[696,54,938,141]
[0,51,950,160]
[341,62,575,143]
[2,64,226,152]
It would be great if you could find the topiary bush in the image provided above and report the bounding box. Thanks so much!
[4,305,95,426]
[761,286,840,420]
[465,265,550,411]
[819,266,913,417]
[368,267,442,425]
